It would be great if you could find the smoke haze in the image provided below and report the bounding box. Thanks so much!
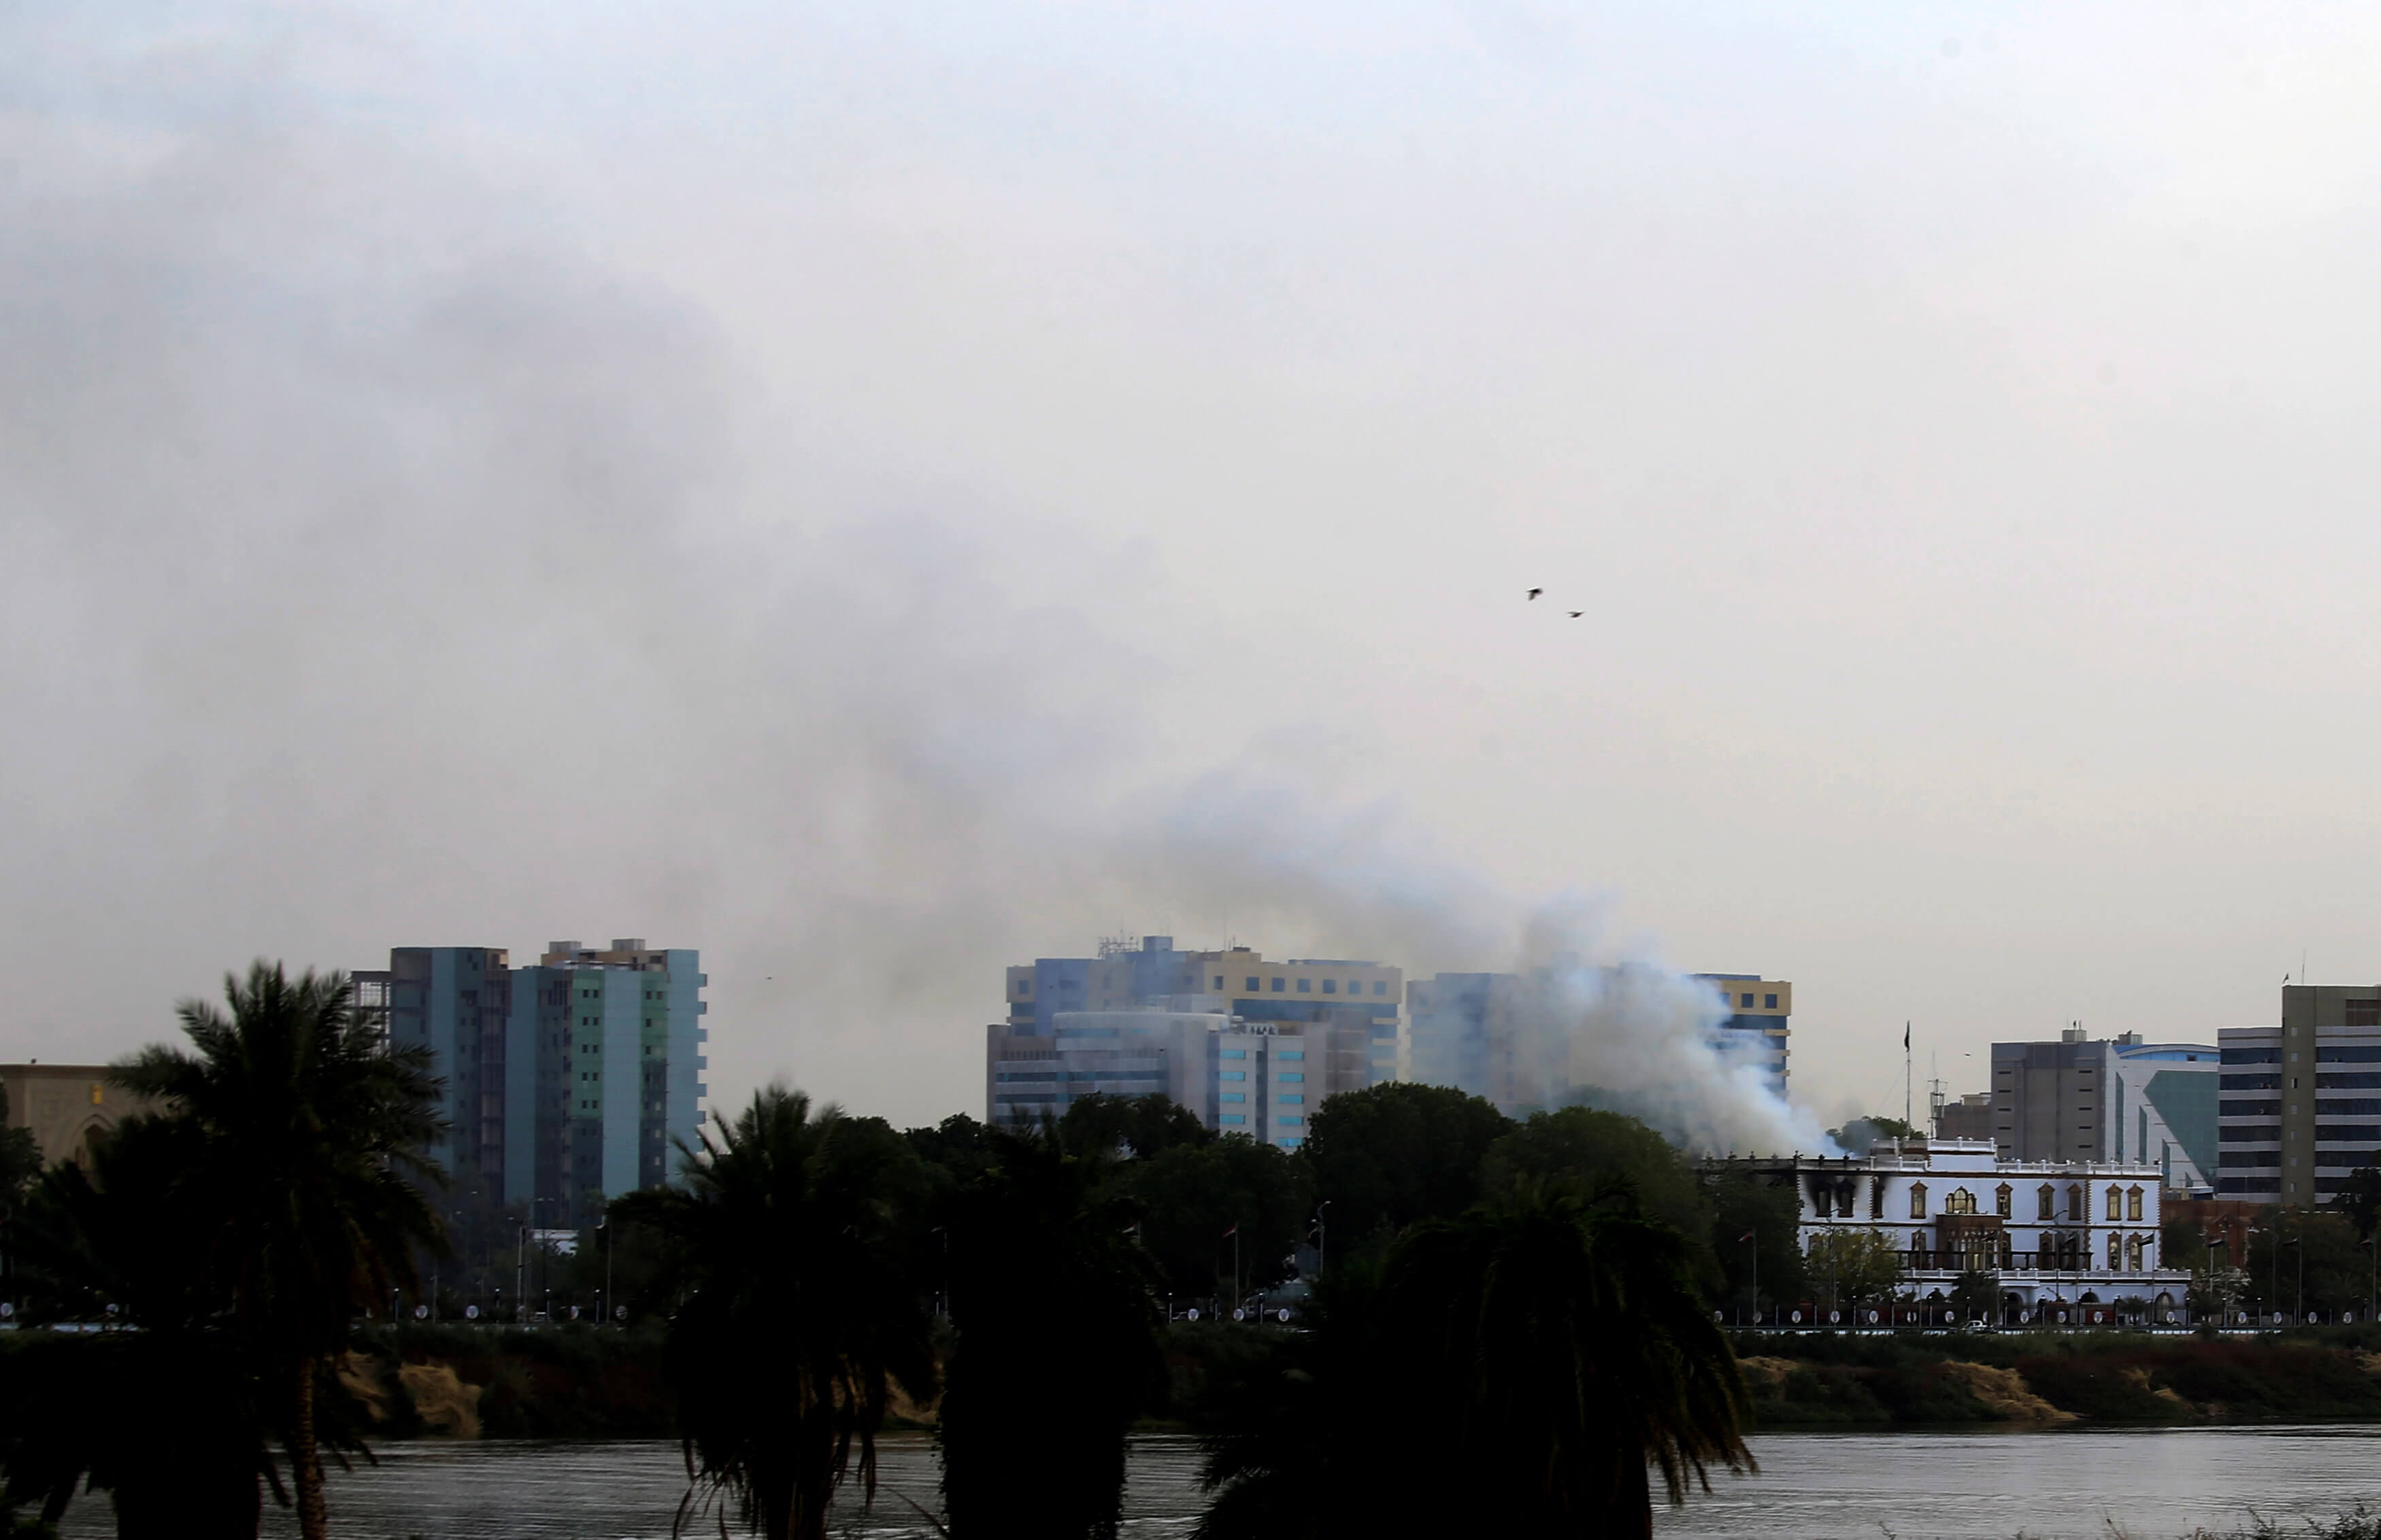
[12,5,2381,1137]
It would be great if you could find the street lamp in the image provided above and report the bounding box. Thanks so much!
[2361,1237,2376,1324]
[1315,1201,1332,1279]
[2286,1235,2305,1328]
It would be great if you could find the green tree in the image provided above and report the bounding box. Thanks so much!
[1196,1183,1752,1539]
[1301,1084,1511,1248]
[1803,1228,1903,1309]
[1126,1134,1311,1301]
[1059,1093,1212,1160]
[614,1089,932,1540]
[1823,1116,1914,1153]
[113,962,444,1540]
[1704,1167,1807,1311]
[1479,1107,1707,1238]
[940,1125,1164,1540]
[0,1082,38,1237]
[0,1116,284,1537]
[2334,1154,2381,1242]
[1948,1267,1999,1324]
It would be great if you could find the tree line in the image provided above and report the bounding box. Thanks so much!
[0,962,1763,1540]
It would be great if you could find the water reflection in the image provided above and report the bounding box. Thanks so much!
[48,1426,2381,1539]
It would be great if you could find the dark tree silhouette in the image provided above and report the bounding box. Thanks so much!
[939,1124,1164,1540]
[112,962,446,1540]
[614,1088,933,1540]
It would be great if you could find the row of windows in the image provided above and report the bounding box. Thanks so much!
[2320,1047,2381,1062]
[2323,1074,2381,1089]
[992,1070,1169,1083]
[2222,1074,2281,1090]
[1859,1231,2156,1271]
[2222,1152,2281,1167]
[2222,1048,2280,1065]
[1231,975,1388,997]
[1896,1182,2146,1221]
[2315,1124,2381,1142]
[2220,1126,2277,1141]
[2220,1101,2280,1118]
[1733,992,1782,1009]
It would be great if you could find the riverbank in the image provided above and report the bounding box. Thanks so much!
[1734,1326,2381,1427]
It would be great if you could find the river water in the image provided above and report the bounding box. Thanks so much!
[48,1426,2381,1539]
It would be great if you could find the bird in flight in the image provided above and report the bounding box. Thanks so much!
[1568,611,1582,618]
[1526,588,1542,600]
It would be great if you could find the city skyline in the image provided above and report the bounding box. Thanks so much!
[11,5,2381,1133]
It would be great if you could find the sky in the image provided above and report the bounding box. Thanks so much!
[8,1,2381,1133]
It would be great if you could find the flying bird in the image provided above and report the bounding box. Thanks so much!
[1525,588,1542,600]
[1568,611,1582,618]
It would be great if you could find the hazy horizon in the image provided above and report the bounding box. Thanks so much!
[5,3,2373,1133]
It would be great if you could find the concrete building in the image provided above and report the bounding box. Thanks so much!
[1003,936,1401,1088]
[0,1064,161,1167]
[1719,1137,2189,1317]
[1934,1091,1995,1142]
[2218,985,2381,1205]
[1694,974,1793,1092]
[1990,1030,2218,1194]
[1406,968,1794,1112]
[359,938,707,1228]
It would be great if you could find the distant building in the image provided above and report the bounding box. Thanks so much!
[1934,1091,1994,1142]
[1718,1137,2188,1317]
[359,938,708,1227]
[1405,968,1794,1111]
[1990,1030,2218,1194]
[1003,935,1401,1088]
[0,1065,161,1168]
[2218,984,2381,1206]
[1693,974,1793,1093]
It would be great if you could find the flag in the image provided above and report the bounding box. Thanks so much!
[1738,1231,1755,1244]
[1903,1022,1911,1050]
[1222,1223,1238,1239]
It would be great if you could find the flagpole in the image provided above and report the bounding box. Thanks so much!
[1904,1022,1913,1137]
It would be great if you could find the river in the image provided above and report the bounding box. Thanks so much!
[48,1426,2381,1539]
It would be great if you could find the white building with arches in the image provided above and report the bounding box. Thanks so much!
[1714,1137,2191,1318]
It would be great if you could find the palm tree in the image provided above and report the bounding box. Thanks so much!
[939,1124,1165,1540]
[112,961,445,1540]
[1386,1180,1752,1537]
[613,1087,933,1540]
[1195,1180,1750,1540]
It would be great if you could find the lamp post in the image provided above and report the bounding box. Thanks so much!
[1315,1201,1331,1279]
[2361,1237,2376,1324]
[2287,1235,2304,1328]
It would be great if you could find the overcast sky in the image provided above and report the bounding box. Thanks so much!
[8,2,2381,1131]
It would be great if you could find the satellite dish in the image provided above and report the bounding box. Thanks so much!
[465,1306,480,1320]
[413,1305,429,1320]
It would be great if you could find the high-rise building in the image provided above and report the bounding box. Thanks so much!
[361,938,707,1227]
[982,1007,1342,1152]
[1694,975,1793,1092]
[1405,968,1794,1112]
[2218,985,2381,1206]
[1991,1029,2218,1192]
[1003,936,1401,1087]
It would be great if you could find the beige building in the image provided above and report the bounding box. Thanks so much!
[1,1063,160,1168]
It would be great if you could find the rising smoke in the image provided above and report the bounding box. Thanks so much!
[0,12,1834,1156]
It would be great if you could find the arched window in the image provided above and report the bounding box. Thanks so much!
[2127,1235,2144,1272]
[1946,1188,1977,1216]
[1996,1184,2014,1218]
[1909,1182,1929,1219]
[2106,1233,2122,1269]
[2037,1184,2055,1221]
[1912,1229,1929,1262]
[2127,1186,2144,1221]
[2105,1185,2122,1221]
[1999,1233,2014,1268]
[1836,1183,1856,1218]
[2067,1184,2084,1221]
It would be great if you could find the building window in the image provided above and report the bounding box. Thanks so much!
[1297,979,1312,993]
[1271,978,1285,992]
[1909,1183,1928,1219]
[1220,1114,1246,1126]
[1278,1072,1305,1083]
[2105,1186,2122,1221]
[1220,1071,1246,1082]
[1278,1094,1304,1105]
[2127,1235,2145,1272]
[1322,980,1337,994]
[1946,1188,1977,1216]
[1740,992,1754,1008]
[1220,1092,1244,1103]
[2108,1234,2122,1269]
[1276,1116,1303,1126]
[1835,1185,1855,1218]
[1373,982,1388,996]
[2127,1186,2144,1222]
[1213,974,1225,989]
[1765,993,1778,1009]
[1246,977,1260,991]
[1996,1184,2014,1218]
[2067,1184,2084,1221]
